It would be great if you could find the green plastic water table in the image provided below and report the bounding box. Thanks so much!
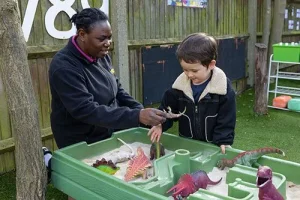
[51,128,300,200]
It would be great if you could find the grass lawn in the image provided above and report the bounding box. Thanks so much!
[0,86,299,199]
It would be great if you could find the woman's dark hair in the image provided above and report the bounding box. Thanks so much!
[70,8,109,33]
[176,33,218,67]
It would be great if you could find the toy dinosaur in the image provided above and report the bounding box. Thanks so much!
[107,138,135,164]
[167,170,222,200]
[257,166,284,200]
[150,142,165,160]
[164,106,186,118]
[124,147,152,181]
[217,147,285,170]
[92,158,120,175]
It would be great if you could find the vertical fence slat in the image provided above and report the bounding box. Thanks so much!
[137,49,143,103]
[202,3,207,33]
[182,6,187,37]
[159,0,165,38]
[150,0,156,39]
[28,60,43,126]
[163,0,169,38]
[225,0,229,35]
[41,0,54,45]
[128,0,134,40]
[139,1,146,39]
[0,75,12,174]
[3,152,15,172]
[37,59,51,128]
[174,2,181,38]
[190,7,195,34]
[33,0,44,45]
[168,3,175,38]
[129,50,136,98]
[198,6,202,32]
[145,0,151,39]
[155,0,160,38]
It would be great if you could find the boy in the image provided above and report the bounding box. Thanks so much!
[148,33,236,154]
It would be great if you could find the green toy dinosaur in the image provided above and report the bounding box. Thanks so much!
[92,158,120,175]
[217,147,285,170]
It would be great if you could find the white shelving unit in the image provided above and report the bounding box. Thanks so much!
[267,54,300,112]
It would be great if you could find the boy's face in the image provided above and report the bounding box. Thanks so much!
[180,60,215,85]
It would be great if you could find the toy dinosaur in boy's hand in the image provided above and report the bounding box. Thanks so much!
[167,170,222,200]
[217,147,285,170]
[164,106,186,118]
[257,166,284,200]
[150,142,165,160]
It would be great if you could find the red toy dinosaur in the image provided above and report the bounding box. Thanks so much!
[167,170,222,200]
[257,166,284,200]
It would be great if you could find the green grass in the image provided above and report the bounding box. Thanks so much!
[0,171,67,200]
[157,87,300,163]
[233,88,300,162]
[1,86,300,199]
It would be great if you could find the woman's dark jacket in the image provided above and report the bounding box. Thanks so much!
[49,38,143,148]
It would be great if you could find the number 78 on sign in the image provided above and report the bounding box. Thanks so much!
[22,0,109,42]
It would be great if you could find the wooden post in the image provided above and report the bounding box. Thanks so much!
[0,0,47,199]
[254,43,268,115]
[247,0,257,87]
[111,0,130,93]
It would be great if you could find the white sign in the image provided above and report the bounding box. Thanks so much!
[22,0,109,42]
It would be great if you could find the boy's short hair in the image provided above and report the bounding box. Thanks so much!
[176,33,218,67]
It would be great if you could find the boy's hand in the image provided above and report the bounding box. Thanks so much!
[147,124,162,143]
[220,145,232,154]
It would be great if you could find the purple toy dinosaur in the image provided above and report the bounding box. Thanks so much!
[167,170,222,200]
[257,166,284,200]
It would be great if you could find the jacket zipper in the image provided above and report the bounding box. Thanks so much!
[193,104,200,139]
[193,103,201,139]
[97,63,115,103]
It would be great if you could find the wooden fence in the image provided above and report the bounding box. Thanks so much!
[0,0,300,174]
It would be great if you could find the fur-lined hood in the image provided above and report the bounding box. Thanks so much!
[172,67,227,102]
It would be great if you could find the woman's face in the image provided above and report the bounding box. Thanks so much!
[79,20,112,58]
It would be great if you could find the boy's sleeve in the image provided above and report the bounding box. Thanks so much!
[159,89,179,132]
[212,80,236,146]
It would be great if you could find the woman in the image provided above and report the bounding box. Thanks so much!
[49,8,167,149]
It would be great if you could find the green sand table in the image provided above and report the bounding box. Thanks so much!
[51,128,300,200]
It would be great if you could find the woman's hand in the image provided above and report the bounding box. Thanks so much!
[139,108,167,126]
[220,145,232,154]
[147,124,163,143]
